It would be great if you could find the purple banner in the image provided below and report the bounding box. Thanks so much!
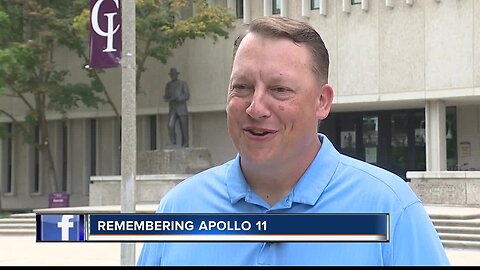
[89,0,121,69]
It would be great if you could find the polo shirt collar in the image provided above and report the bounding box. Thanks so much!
[225,154,249,204]
[291,134,340,205]
[225,134,340,207]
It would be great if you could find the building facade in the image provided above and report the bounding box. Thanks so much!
[1,0,479,211]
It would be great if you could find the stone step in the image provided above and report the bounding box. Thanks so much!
[0,213,36,235]
[436,226,480,235]
[9,213,36,218]
[0,223,35,229]
[433,219,480,227]
[438,232,480,242]
[429,213,480,220]
[441,240,480,250]
[0,228,36,235]
[0,217,36,224]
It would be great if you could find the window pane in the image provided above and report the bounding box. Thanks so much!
[311,0,320,9]
[273,0,281,14]
[363,116,378,164]
[390,113,408,178]
[236,0,244,18]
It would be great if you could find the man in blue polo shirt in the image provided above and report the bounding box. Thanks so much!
[137,16,449,266]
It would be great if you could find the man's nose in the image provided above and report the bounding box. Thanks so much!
[245,90,271,119]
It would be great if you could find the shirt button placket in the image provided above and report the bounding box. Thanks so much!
[257,242,273,265]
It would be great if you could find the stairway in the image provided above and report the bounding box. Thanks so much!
[0,213,36,235]
[431,213,480,250]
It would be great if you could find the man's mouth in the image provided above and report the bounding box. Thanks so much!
[245,128,277,136]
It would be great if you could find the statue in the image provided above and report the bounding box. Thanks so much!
[164,68,190,147]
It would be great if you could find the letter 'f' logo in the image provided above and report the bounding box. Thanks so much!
[57,215,74,241]
[91,0,120,52]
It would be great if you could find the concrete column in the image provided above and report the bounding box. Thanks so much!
[320,0,327,16]
[82,119,89,195]
[243,0,251,23]
[280,0,288,17]
[227,0,236,18]
[385,0,394,8]
[425,100,447,171]
[301,0,310,18]
[264,0,272,16]
[361,0,368,11]
[342,0,351,13]
[192,2,198,15]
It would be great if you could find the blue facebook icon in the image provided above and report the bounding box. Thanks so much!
[37,214,84,241]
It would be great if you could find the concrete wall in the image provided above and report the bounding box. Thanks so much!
[408,171,480,206]
[89,175,190,206]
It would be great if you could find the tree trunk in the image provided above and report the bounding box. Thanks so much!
[38,106,59,193]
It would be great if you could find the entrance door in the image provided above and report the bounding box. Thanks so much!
[328,109,426,181]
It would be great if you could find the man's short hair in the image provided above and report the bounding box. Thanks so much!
[233,16,330,83]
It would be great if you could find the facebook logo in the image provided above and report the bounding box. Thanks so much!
[36,214,85,242]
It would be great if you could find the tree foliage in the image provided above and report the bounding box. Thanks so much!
[0,0,106,192]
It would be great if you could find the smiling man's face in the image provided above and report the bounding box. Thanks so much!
[227,33,331,167]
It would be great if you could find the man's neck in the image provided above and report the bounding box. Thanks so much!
[241,139,321,207]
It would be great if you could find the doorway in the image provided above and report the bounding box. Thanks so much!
[321,109,428,181]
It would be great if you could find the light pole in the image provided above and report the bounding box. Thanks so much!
[120,0,136,266]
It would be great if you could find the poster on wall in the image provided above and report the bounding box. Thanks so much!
[459,142,471,158]
[341,131,355,149]
[365,147,377,163]
[415,128,425,146]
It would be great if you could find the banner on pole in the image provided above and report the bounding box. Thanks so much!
[89,0,122,69]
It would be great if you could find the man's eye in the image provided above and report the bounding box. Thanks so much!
[232,84,250,90]
[272,87,289,93]
[270,87,294,99]
[231,84,253,93]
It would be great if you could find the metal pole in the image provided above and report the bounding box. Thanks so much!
[121,0,136,266]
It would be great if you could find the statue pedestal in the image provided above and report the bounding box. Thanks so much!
[137,147,213,174]
[89,147,213,206]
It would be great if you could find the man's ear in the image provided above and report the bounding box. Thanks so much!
[316,84,334,120]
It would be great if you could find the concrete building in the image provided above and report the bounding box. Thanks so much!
[1,0,479,211]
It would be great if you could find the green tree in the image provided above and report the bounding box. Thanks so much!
[0,0,106,193]
[0,0,235,193]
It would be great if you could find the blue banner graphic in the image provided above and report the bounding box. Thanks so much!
[86,213,389,242]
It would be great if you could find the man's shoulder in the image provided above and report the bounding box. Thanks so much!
[336,155,419,205]
[159,159,235,207]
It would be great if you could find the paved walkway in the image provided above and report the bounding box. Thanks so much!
[0,204,478,266]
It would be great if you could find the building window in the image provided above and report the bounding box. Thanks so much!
[61,123,68,192]
[311,0,320,10]
[351,0,361,5]
[236,0,244,18]
[33,125,40,193]
[272,0,281,14]
[2,123,13,194]
[150,115,157,150]
[90,119,97,176]
[446,107,457,171]
[319,108,430,181]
